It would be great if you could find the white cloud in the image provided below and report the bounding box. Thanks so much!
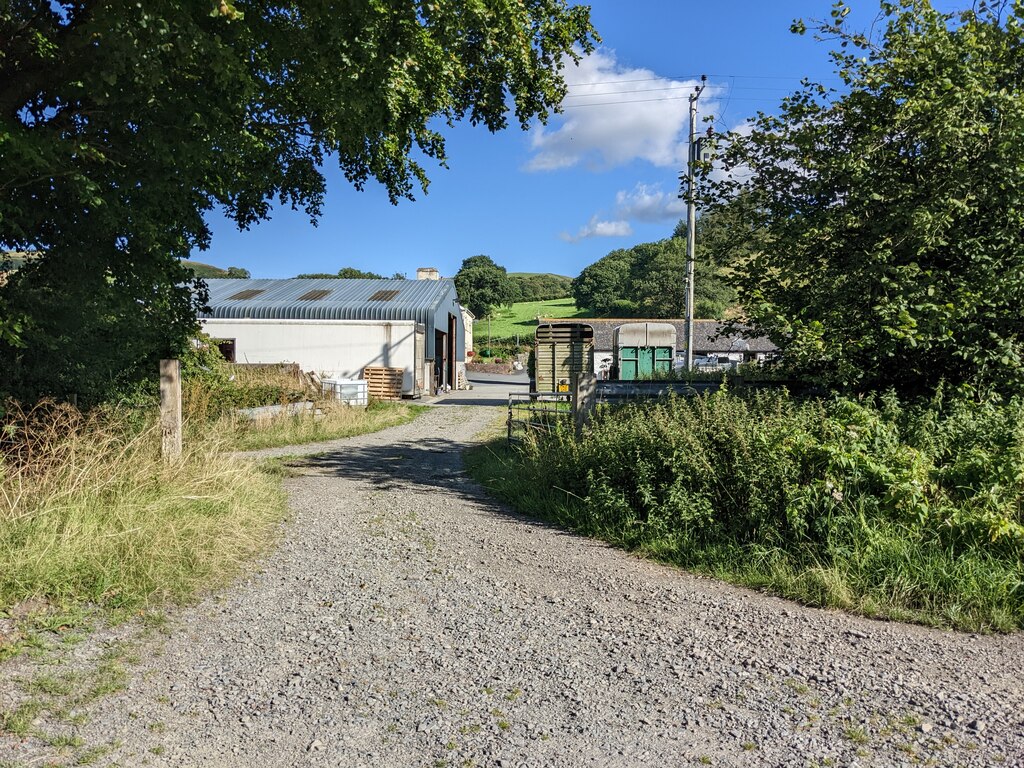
[614,183,686,222]
[560,216,633,243]
[560,183,685,244]
[527,50,721,172]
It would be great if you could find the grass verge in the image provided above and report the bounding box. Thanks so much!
[1,394,427,616]
[466,390,1023,632]
[208,400,428,452]
[0,402,286,614]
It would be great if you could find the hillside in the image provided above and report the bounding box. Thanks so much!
[474,297,591,343]
[508,272,572,303]
[183,261,250,279]
[183,261,229,278]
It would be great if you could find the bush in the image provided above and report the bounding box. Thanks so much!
[468,389,1024,630]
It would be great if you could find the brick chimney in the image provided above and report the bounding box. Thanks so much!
[416,267,440,280]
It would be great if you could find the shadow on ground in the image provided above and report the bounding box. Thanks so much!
[286,430,576,538]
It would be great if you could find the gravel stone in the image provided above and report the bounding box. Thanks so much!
[2,403,1022,767]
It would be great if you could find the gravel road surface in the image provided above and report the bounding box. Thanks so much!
[2,403,1022,767]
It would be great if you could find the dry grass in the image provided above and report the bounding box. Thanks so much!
[0,401,285,612]
[207,399,426,452]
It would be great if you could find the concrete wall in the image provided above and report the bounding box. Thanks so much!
[201,318,421,395]
[461,307,474,357]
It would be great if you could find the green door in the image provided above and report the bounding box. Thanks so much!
[654,346,672,376]
[619,346,639,380]
[637,347,655,378]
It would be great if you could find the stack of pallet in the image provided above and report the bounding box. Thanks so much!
[362,366,404,401]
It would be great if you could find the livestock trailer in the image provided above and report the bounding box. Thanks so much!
[613,322,675,380]
[534,322,594,393]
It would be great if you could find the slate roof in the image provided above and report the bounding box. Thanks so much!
[202,278,458,324]
[538,318,778,354]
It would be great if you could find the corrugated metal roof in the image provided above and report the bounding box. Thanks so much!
[201,278,458,323]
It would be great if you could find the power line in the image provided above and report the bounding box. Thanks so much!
[563,83,818,100]
[558,93,819,110]
[564,72,842,88]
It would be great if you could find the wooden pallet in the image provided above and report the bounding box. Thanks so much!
[362,366,405,401]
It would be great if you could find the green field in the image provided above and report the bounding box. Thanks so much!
[474,298,591,343]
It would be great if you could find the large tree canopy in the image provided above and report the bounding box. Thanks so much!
[700,0,1024,396]
[453,254,515,318]
[0,0,596,403]
[572,236,736,319]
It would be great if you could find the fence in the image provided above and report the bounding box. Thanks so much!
[507,392,572,444]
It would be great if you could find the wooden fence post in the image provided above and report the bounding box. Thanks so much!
[160,359,182,461]
[573,373,597,435]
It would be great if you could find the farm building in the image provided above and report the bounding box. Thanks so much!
[200,276,467,397]
[536,317,778,386]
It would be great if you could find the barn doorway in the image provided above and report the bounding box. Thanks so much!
[447,313,457,390]
[434,329,447,391]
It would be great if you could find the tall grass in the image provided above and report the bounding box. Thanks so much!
[207,399,426,451]
[466,390,1024,631]
[0,401,285,612]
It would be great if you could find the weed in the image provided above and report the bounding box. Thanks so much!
[74,745,110,765]
[43,732,84,749]
[843,726,870,745]
[785,679,810,695]
[0,699,43,735]
[25,673,77,697]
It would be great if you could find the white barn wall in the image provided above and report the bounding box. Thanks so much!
[201,318,420,394]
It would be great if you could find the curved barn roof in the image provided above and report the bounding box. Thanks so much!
[201,278,459,325]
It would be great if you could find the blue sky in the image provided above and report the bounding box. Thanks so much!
[195,1,963,280]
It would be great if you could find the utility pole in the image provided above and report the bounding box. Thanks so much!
[684,75,706,370]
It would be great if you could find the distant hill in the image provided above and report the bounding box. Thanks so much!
[183,261,250,279]
[508,272,572,302]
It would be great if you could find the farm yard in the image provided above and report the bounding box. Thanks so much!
[1,402,1022,767]
[4,0,1024,766]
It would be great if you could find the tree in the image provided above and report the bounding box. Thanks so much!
[295,267,385,278]
[510,273,572,302]
[699,1,1024,395]
[0,1,596,402]
[571,249,634,316]
[453,255,515,319]
[572,239,735,319]
[336,267,384,279]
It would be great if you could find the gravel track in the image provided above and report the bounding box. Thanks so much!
[3,404,1023,767]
